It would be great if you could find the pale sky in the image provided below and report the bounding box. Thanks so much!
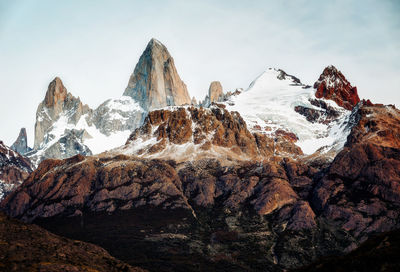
[0,0,399,146]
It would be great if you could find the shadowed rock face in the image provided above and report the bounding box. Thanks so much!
[2,103,400,271]
[124,39,191,111]
[0,141,33,200]
[314,66,360,110]
[296,229,400,272]
[10,128,31,155]
[0,212,145,272]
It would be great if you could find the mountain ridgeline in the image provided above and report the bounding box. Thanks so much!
[2,38,400,271]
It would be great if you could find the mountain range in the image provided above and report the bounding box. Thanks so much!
[1,38,399,271]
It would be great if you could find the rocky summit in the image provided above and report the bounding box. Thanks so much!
[124,38,191,111]
[1,39,400,271]
[314,65,360,110]
[10,128,31,155]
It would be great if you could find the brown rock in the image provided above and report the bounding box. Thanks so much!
[314,65,360,110]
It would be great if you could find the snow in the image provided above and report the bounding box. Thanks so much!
[0,180,21,200]
[224,68,350,155]
[31,95,145,162]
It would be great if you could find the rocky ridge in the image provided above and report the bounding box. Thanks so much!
[117,104,302,162]
[2,102,400,271]
[314,65,360,110]
[0,212,145,272]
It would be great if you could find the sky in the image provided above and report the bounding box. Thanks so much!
[0,0,399,146]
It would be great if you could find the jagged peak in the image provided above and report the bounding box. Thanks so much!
[10,128,29,155]
[123,38,191,110]
[44,76,68,108]
[314,65,360,110]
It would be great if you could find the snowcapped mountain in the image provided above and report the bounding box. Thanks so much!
[27,78,145,166]
[22,39,191,165]
[223,67,358,157]
[14,38,363,168]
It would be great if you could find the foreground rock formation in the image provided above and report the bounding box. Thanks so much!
[2,102,400,271]
[0,212,145,272]
[124,38,191,111]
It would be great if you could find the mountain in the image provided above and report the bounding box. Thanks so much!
[2,99,400,271]
[223,67,358,160]
[0,212,145,272]
[0,141,33,200]
[314,65,360,110]
[25,39,192,166]
[124,38,191,111]
[3,38,399,271]
[10,128,32,155]
[115,104,301,162]
[27,77,144,166]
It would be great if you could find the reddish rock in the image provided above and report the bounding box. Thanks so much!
[125,105,302,161]
[314,65,360,110]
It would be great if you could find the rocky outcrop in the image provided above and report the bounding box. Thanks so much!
[34,77,92,149]
[294,98,341,124]
[119,105,302,162]
[200,81,225,107]
[312,104,400,246]
[29,77,144,165]
[297,229,400,272]
[0,141,33,200]
[314,65,360,110]
[91,97,145,136]
[0,212,145,272]
[2,103,400,271]
[124,38,191,111]
[10,128,31,155]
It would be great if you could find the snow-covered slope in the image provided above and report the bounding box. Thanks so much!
[224,68,353,155]
[28,95,144,166]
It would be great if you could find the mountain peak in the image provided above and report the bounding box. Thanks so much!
[10,128,30,155]
[314,65,360,110]
[123,39,191,111]
[44,77,68,108]
[208,81,224,103]
[147,38,164,48]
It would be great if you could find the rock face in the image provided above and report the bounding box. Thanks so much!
[201,81,225,106]
[314,65,360,110]
[34,77,92,149]
[28,77,144,165]
[10,128,31,155]
[0,212,145,272]
[298,229,400,272]
[124,38,191,111]
[223,68,351,157]
[0,141,33,200]
[118,105,302,162]
[3,103,400,271]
